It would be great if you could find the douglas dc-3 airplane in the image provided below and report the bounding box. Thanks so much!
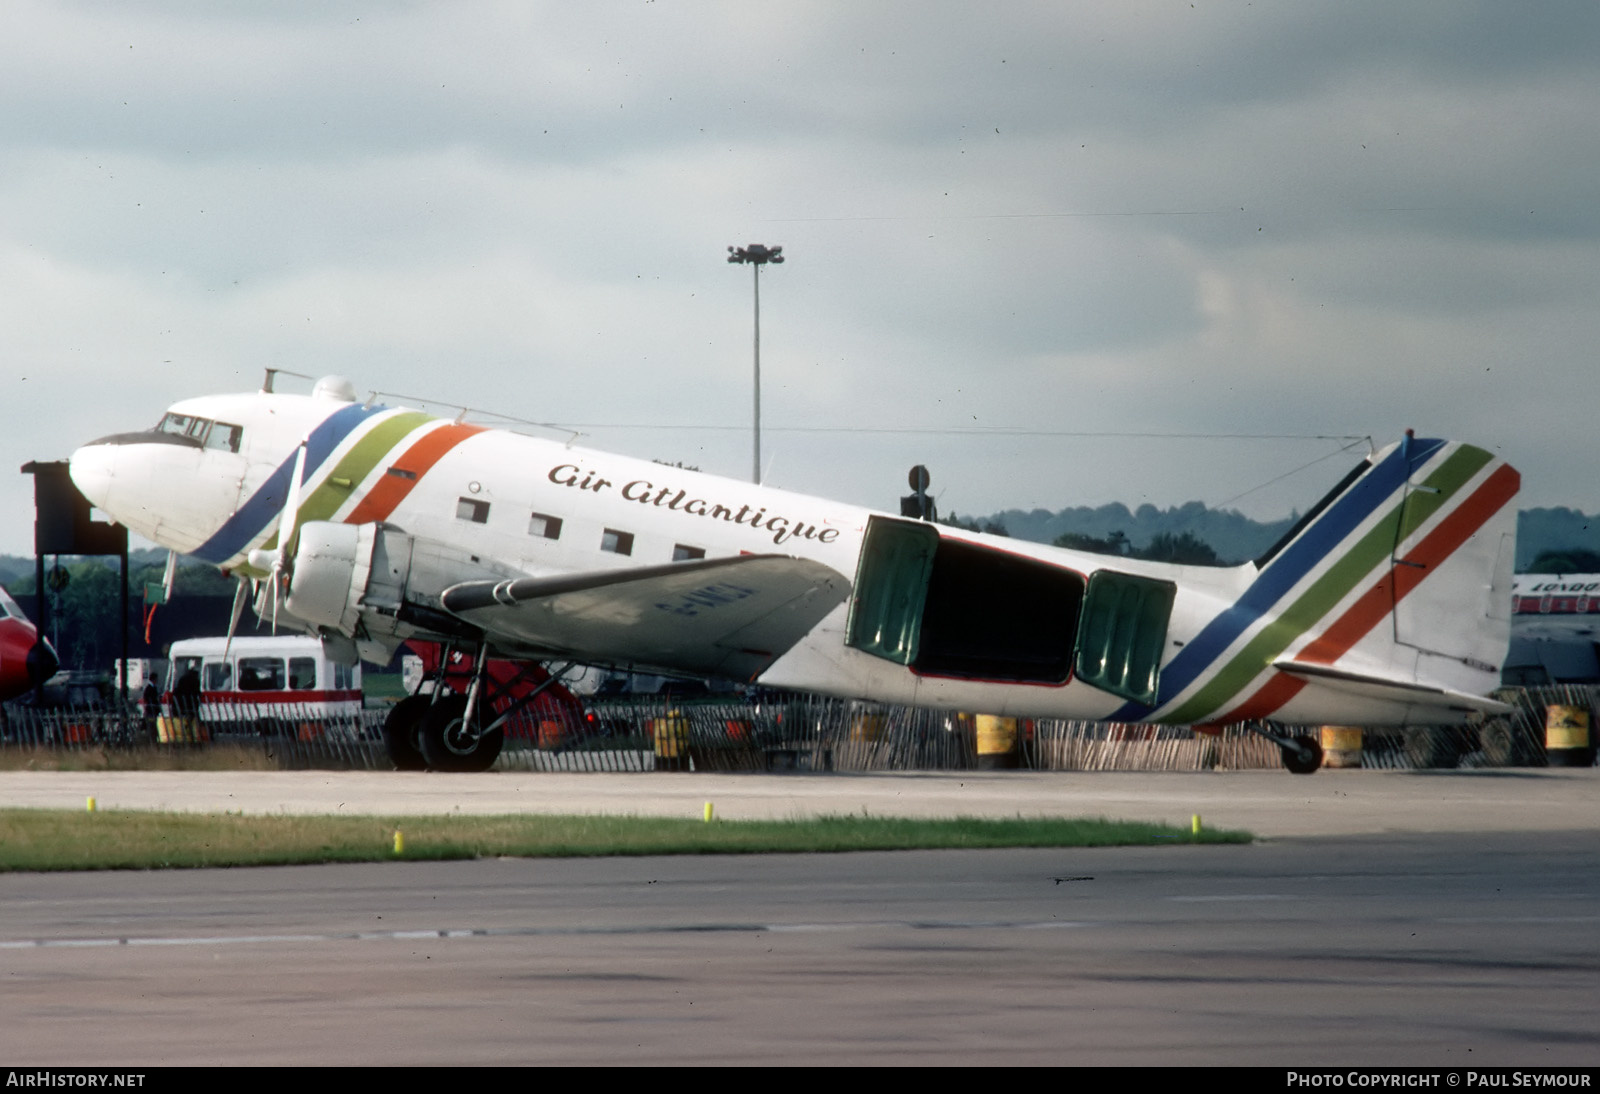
[69,373,1520,774]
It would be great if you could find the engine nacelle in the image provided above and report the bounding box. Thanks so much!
[284,521,367,633]
[285,520,522,646]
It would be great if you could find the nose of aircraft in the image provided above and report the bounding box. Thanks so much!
[68,442,116,510]
[0,624,57,702]
[27,637,58,688]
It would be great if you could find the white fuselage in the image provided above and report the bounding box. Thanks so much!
[69,381,1516,727]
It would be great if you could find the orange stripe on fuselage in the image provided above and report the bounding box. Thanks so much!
[1212,463,1521,723]
[343,422,486,526]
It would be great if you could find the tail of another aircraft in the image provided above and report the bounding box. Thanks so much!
[1146,435,1519,726]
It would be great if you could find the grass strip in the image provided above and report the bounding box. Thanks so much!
[0,808,1249,871]
[0,745,279,772]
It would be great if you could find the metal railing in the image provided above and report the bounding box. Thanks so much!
[3,687,1594,772]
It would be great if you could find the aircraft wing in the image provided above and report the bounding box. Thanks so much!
[1272,659,1515,718]
[440,554,850,680]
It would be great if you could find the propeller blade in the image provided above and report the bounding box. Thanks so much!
[244,440,310,635]
[160,549,178,603]
[272,441,309,633]
[279,441,309,568]
[223,576,249,663]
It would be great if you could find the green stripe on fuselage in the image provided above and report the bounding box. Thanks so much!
[1160,444,1492,724]
[261,411,434,551]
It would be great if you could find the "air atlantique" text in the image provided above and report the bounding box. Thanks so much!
[548,464,841,547]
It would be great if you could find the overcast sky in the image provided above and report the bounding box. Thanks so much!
[5,1,1598,557]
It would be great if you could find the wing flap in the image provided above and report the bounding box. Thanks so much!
[1272,658,1514,717]
[441,554,849,680]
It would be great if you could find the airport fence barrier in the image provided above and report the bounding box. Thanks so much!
[2,686,1595,772]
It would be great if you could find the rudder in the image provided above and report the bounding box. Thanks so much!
[1153,435,1518,726]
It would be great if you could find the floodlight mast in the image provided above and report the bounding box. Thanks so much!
[726,243,784,484]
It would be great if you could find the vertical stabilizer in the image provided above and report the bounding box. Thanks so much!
[1132,437,1519,726]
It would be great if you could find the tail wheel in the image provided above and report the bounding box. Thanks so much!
[419,694,504,773]
[1281,735,1323,775]
[382,695,431,771]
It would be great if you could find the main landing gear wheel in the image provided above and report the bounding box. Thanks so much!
[1403,727,1461,769]
[418,694,505,773]
[382,695,432,771]
[1479,718,1529,767]
[1280,734,1324,775]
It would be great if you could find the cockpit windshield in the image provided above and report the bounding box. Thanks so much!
[156,413,242,453]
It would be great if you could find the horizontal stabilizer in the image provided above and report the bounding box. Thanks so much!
[1272,659,1514,717]
[441,554,849,680]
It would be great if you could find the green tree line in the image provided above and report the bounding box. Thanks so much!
[11,556,241,672]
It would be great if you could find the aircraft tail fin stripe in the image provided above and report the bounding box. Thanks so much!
[1300,461,1518,665]
[1156,442,1494,723]
[1209,460,1519,723]
[344,421,486,526]
[1105,438,1436,720]
[192,402,388,565]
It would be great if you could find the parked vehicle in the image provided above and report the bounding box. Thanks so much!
[166,636,362,736]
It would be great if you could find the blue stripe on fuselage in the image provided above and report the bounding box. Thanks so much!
[191,402,387,565]
[1105,438,1443,721]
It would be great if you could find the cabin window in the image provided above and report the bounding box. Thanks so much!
[673,544,706,561]
[203,662,232,691]
[456,498,490,523]
[601,529,634,556]
[288,657,317,691]
[238,657,285,691]
[528,512,563,540]
[171,657,202,690]
[1074,571,1175,705]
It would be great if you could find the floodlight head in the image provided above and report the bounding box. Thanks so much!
[727,243,785,266]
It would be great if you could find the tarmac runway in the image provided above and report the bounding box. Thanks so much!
[2,767,1598,1067]
[3,765,1599,838]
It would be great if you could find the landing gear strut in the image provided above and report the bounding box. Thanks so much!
[385,640,581,773]
[408,640,504,773]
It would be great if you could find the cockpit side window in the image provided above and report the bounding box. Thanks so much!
[157,413,197,438]
[155,413,243,453]
[204,422,243,453]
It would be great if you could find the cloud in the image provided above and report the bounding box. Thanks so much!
[1,1,1597,558]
